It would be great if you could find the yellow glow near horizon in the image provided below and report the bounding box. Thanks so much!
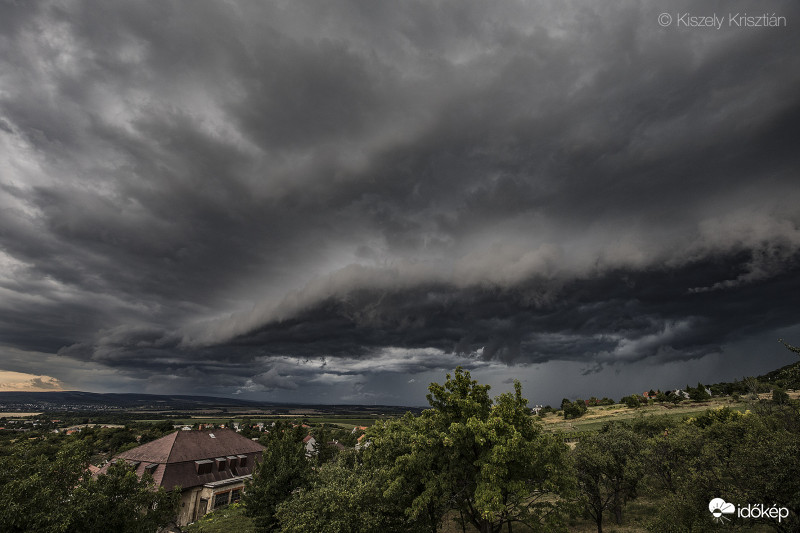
[0,371,64,391]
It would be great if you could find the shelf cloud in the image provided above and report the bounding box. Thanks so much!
[1,0,799,403]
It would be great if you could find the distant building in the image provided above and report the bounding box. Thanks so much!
[97,429,265,527]
[667,389,691,399]
[355,433,370,450]
[303,435,316,455]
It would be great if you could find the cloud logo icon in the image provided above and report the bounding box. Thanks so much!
[709,498,735,523]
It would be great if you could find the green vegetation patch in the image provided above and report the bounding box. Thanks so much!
[184,503,255,533]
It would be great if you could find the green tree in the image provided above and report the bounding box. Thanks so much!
[399,368,574,533]
[364,414,447,533]
[646,408,800,532]
[0,440,88,532]
[688,383,710,402]
[70,461,180,533]
[640,422,701,495]
[276,452,410,533]
[0,439,179,532]
[773,387,790,405]
[573,424,642,533]
[311,425,339,467]
[562,399,588,419]
[780,338,800,356]
[622,395,641,409]
[244,424,311,532]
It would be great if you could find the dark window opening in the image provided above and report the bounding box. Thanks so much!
[213,491,230,509]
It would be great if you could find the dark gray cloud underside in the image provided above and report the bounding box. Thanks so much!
[1,0,799,400]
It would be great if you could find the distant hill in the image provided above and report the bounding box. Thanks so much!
[706,358,800,396]
[0,390,264,411]
[757,359,800,389]
[0,390,422,414]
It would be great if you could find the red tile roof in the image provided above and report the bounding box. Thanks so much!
[100,429,265,490]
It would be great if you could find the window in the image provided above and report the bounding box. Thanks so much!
[227,455,238,468]
[144,463,158,476]
[213,491,230,509]
[237,454,248,467]
[231,489,242,502]
[215,457,227,470]
[195,459,213,475]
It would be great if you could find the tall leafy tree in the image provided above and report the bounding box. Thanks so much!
[397,367,574,533]
[0,440,88,532]
[244,423,311,532]
[275,451,410,533]
[646,409,800,533]
[0,439,179,532]
[573,424,642,533]
[364,414,448,533]
[70,461,180,533]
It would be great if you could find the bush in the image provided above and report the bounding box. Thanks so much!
[561,398,588,419]
[773,387,790,405]
[622,395,642,409]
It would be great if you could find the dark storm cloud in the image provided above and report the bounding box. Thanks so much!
[1,0,799,398]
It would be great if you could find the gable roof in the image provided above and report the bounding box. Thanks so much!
[116,429,264,464]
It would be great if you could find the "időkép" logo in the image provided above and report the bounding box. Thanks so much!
[709,498,790,524]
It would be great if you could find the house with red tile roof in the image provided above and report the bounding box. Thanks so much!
[303,434,316,456]
[98,429,265,526]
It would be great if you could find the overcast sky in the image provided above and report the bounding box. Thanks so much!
[1,0,799,406]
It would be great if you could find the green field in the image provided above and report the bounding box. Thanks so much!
[136,416,380,430]
[538,397,748,434]
[137,399,748,435]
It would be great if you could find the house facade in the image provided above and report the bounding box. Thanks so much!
[98,429,265,526]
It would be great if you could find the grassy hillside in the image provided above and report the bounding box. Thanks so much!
[537,397,747,434]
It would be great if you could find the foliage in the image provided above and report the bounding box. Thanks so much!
[363,413,446,533]
[573,423,642,533]
[187,502,256,533]
[621,395,643,409]
[687,383,711,403]
[772,387,790,405]
[644,405,800,532]
[396,368,574,533]
[245,423,312,532]
[70,461,180,533]
[0,439,179,532]
[0,439,89,532]
[310,425,340,467]
[561,398,588,419]
[275,452,410,533]
[780,338,800,357]
[685,405,746,428]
